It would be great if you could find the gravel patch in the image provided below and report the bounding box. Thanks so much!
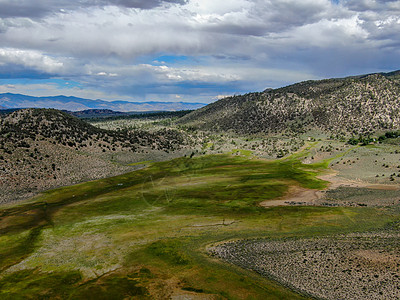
[210,232,400,299]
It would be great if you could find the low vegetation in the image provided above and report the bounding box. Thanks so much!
[179,72,400,135]
[0,108,188,204]
[211,231,400,300]
[0,149,399,298]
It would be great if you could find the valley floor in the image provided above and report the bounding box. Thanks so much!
[1,135,400,299]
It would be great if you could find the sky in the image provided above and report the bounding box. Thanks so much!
[0,0,399,103]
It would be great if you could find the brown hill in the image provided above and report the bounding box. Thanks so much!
[0,108,186,204]
[178,72,400,135]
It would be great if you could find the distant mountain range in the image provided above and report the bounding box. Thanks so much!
[179,70,400,134]
[0,93,206,112]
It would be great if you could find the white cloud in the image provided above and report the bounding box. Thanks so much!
[287,15,369,47]
[0,48,64,73]
[214,94,233,100]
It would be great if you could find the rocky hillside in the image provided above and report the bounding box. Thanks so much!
[179,71,400,135]
[0,108,186,204]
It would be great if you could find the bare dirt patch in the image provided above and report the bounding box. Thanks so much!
[259,185,320,207]
[260,170,400,208]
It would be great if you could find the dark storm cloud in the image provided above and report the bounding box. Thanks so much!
[261,0,331,30]
[110,0,188,9]
[344,0,400,12]
[0,63,53,79]
[201,23,268,37]
[0,0,188,18]
[197,0,339,37]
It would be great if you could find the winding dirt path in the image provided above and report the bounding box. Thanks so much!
[260,171,400,207]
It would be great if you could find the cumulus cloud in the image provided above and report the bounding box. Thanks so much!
[0,48,64,73]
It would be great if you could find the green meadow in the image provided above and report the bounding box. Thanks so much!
[0,154,396,299]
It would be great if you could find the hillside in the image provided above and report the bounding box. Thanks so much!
[0,93,206,112]
[0,108,187,203]
[67,109,127,118]
[67,109,192,120]
[179,71,400,135]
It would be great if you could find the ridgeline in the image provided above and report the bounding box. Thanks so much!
[179,71,400,135]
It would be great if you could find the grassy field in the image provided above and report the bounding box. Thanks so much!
[0,152,398,299]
